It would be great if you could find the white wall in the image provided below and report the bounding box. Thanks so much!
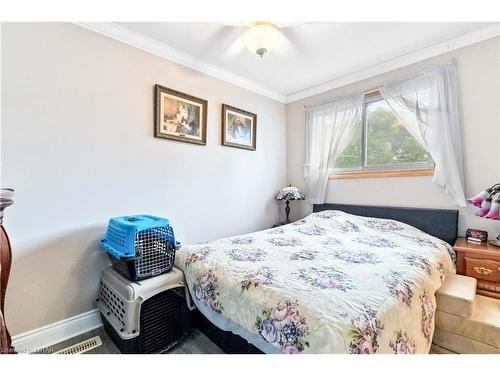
[286,37,500,237]
[1,23,287,335]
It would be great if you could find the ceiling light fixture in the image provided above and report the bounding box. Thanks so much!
[243,22,280,58]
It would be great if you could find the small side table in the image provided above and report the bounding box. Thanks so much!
[453,237,500,300]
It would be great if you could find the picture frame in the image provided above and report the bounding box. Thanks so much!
[154,84,207,145]
[221,104,257,151]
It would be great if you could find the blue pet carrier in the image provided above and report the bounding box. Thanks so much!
[101,215,181,281]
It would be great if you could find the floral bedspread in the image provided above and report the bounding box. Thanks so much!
[175,210,455,354]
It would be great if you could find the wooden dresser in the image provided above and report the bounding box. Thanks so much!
[1,225,14,353]
[454,237,500,299]
[0,189,15,354]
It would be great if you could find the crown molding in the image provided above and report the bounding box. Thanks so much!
[75,22,499,106]
[74,22,287,103]
[285,24,500,103]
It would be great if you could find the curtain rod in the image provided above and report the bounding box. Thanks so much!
[303,59,456,109]
[364,87,380,95]
[302,86,381,109]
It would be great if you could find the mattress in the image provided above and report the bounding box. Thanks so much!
[175,210,456,354]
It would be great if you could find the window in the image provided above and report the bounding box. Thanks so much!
[331,91,433,178]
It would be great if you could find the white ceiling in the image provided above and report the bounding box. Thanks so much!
[99,22,498,102]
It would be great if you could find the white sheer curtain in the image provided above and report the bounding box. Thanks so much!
[304,91,364,204]
[380,60,466,206]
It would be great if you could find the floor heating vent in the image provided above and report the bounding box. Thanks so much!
[53,336,103,354]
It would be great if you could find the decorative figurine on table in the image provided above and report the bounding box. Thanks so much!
[468,183,500,246]
[275,185,305,225]
[0,188,14,354]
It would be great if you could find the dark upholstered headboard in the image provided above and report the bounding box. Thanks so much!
[313,203,459,245]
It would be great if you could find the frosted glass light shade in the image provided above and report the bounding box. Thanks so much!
[243,23,279,58]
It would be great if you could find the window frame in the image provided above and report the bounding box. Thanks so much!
[330,91,434,179]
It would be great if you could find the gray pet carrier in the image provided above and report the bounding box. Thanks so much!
[96,266,191,353]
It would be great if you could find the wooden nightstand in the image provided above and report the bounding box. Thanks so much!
[454,237,500,299]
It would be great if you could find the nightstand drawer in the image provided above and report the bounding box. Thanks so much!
[465,257,500,282]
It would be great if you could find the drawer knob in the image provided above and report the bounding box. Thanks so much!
[474,266,493,276]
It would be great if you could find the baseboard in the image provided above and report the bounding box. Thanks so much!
[11,309,103,353]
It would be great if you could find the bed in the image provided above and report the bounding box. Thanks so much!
[174,204,458,354]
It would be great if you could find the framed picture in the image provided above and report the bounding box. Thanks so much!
[221,104,257,151]
[155,84,207,145]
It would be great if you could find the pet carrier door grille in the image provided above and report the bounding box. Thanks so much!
[137,288,189,353]
[134,227,175,277]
